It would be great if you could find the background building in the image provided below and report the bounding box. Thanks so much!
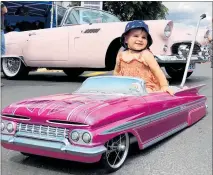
[80,1,103,10]
[56,1,103,10]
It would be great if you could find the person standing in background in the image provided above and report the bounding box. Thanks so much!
[205,18,212,68]
[209,19,212,68]
[1,2,7,55]
[1,2,7,87]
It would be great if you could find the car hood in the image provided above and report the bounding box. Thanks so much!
[2,93,137,126]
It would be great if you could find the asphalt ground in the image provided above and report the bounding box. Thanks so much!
[1,63,212,175]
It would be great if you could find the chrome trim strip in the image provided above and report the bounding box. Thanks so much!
[101,98,206,135]
[182,101,205,111]
[15,132,69,145]
[46,120,89,127]
[101,107,180,134]
[1,134,106,157]
[16,123,69,139]
[143,122,188,149]
[2,116,31,121]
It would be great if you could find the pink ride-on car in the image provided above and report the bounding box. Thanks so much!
[1,75,208,172]
[1,13,208,173]
[1,6,209,80]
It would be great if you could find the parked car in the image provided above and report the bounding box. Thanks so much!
[1,6,209,80]
[164,23,211,79]
[1,76,207,172]
[197,26,212,60]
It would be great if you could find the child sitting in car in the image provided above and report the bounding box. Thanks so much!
[113,20,174,95]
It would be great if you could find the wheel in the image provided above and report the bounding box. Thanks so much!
[63,68,84,78]
[165,65,193,80]
[101,133,130,173]
[1,57,29,79]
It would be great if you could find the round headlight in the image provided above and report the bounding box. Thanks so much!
[1,122,5,131]
[71,131,80,142]
[82,132,91,143]
[164,24,172,38]
[204,30,210,39]
[7,123,14,133]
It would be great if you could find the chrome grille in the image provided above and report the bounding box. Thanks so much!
[171,42,201,55]
[16,123,69,138]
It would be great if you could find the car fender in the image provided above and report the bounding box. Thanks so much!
[92,129,143,150]
[1,55,27,67]
[4,31,31,65]
[4,44,23,57]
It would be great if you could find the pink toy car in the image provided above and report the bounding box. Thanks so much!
[1,75,208,172]
[1,6,209,80]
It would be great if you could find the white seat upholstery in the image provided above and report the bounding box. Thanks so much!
[169,86,181,93]
[148,86,186,94]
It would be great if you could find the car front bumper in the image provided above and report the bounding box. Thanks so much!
[1,133,107,163]
[155,55,209,64]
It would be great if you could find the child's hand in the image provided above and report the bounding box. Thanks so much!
[161,86,174,95]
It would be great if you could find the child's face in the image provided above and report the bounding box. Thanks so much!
[125,29,148,51]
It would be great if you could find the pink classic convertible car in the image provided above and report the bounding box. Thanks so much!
[1,76,208,172]
[1,6,209,80]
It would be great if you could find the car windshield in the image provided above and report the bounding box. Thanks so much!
[74,76,146,96]
[57,5,67,26]
[65,7,121,25]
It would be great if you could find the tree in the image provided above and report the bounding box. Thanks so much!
[68,1,81,7]
[103,1,168,21]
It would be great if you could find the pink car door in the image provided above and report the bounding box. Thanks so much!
[22,27,69,62]
[136,93,185,148]
[66,8,111,68]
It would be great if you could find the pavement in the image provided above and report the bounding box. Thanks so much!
[36,68,110,77]
[0,63,212,175]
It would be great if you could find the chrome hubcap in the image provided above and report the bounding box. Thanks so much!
[106,133,129,169]
[117,144,126,151]
[6,58,20,72]
[2,57,21,76]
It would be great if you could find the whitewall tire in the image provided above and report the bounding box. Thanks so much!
[1,57,29,79]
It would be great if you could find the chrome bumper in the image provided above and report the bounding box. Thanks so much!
[1,133,107,157]
[155,55,209,64]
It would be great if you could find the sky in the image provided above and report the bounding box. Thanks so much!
[162,2,212,29]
